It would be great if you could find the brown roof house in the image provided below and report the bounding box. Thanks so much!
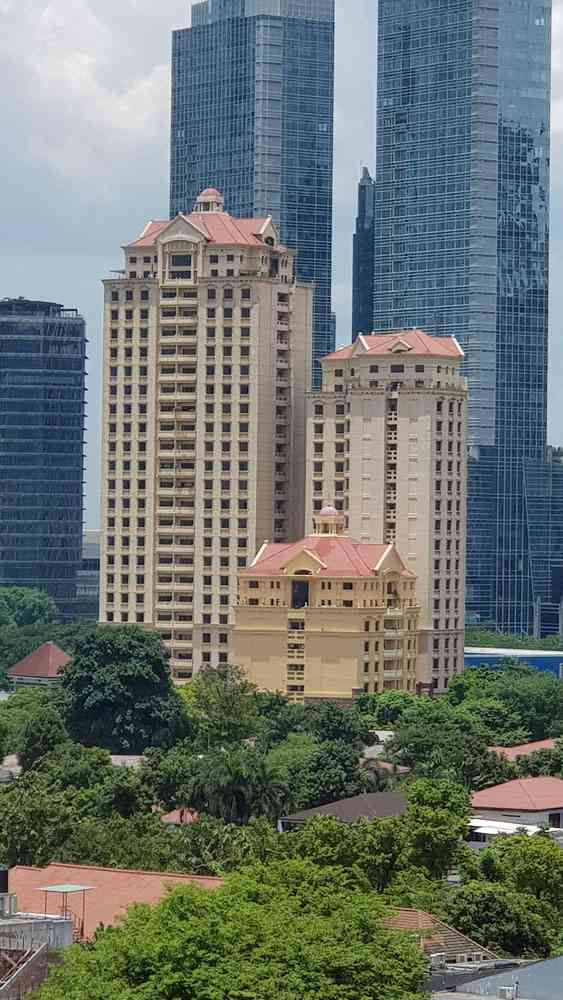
[472,777,563,830]
[279,790,407,831]
[7,643,71,687]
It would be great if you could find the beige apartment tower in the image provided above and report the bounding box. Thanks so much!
[306,331,468,693]
[99,189,312,679]
[232,507,421,703]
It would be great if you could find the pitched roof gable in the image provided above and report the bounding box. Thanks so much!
[472,777,563,812]
[8,643,71,680]
[240,536,413,580]
[324,329,463,362]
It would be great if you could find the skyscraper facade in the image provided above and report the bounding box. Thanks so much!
[0,298,86,615]
[352,166,375,338]
[372,0,554,634]
[170,0,334,387]
[99,190,312,679]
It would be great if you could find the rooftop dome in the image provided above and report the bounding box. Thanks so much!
[319,505,339,517]
[193,189,225,213]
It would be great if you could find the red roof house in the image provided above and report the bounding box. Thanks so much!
[241,536,415,581]
[472,777,563,827]
[7,643,71,685]
[489,740,557,762]
[10,863,222,938]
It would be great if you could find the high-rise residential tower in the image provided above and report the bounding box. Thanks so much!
[99,190,312,680]
[170,0,334,388]
[306,330,468,692]
[371,1,555,634]
[0,298,86,616]
[352,166,375,338]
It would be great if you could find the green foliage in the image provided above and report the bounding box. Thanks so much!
[0,587,56,628]
[0,773,76,867]
[36,860,428,1000]
[357,690,419,726]
[479,834,563,913]
[405,779,471,817]
[186,746,291,826]
[303,700,370,747]
[268,735,374,810]
[18,705,69,771]
[179,664,261,749]
[0,687,64,755]
[383,867,449,916]
[443,880,559,958]
[466,627,563,651]
[254,692,308,750]
[517,743,563,777]
[448,664,563,741]
[386,697,518,789]
[61,626,185,753]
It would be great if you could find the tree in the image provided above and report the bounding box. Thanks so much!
[447,664,563,741]
[0,774,75,867]
[479,834,563,913]
[283,815,406,892]
[269,737,374,811]
[18,705,69,771]
[186,747,291,826]
[517,744,563,777]
[254,692,308,751]
[357,690,418,726]
[304,700,370,747]
[384,867,449,916]
[61,626,185,752]
[35,860,428,1000]
[179,663,260,749]
[406,778,471,818]
[443,880,559,957]
[0,587,56,627]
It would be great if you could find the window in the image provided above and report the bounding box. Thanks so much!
[391,365,404,373]
[171,254,192,267]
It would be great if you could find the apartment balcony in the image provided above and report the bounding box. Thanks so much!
[383,649,403,660]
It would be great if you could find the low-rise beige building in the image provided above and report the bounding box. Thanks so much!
[306,330,468,693]
[231,507,421,703]
[99,188,312,680]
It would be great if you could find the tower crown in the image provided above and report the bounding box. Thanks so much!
[313,505,346,536]
[193,188,225,213]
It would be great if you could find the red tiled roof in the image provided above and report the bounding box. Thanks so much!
[472,777,563,812]
[324,330,463,362]
[387,909,498,961]
[199,187,222,199]
[241,537,414,580]
[489,740,557,762]
[10,864,222,938]
[7,643,71,680]
[127,212,282,250]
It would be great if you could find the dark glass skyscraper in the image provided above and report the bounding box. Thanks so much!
[352,165,375,337]
[372,1,556,634]
[0,299,86,616]
[170,0,335,386]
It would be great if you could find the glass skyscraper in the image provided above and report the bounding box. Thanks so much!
[352,165,376,338]
[0,298,86,617]
[372,0,557,634]
[170,0,335,385]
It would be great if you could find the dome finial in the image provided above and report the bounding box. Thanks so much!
[313,504,346,536]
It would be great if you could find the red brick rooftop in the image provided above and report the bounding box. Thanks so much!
[10,863,222,938]
[127,212,283,250]
[472,777,563,812]
[7,643,71,680]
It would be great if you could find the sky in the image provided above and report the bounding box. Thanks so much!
[1,0,563,530]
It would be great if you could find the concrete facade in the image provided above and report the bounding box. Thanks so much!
[306,331,468,691]
[99,189,312,679]
[231,508,421,702]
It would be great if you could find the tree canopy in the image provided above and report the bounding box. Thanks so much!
[0,587,57,628]
[61,626,185,752]
[35,861,428,1000]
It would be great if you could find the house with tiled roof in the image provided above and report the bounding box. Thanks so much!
[9,863,222,939]
[386,908,498,964]
[7,642,71,687]
[231,506,421,704]
[472,777,563,829]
